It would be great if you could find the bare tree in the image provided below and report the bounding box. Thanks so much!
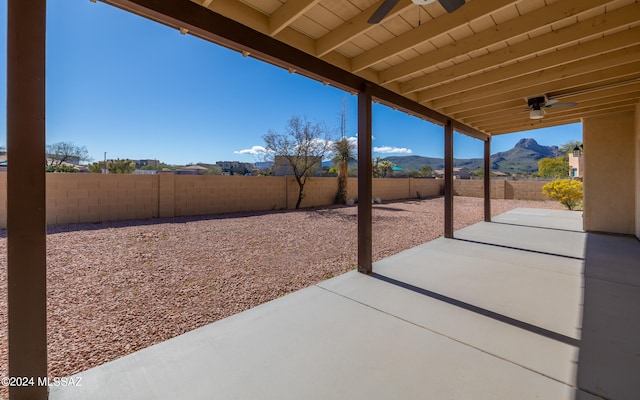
[46,141,92,166]
[263,116,333,209]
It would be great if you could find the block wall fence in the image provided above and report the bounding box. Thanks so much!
[453,179,550,201]
[0,173,549,227]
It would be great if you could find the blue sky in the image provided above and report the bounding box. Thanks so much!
[0,0,582,166]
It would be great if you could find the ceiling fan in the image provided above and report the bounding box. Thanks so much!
[368,0,465,24]
[526,96,577,120]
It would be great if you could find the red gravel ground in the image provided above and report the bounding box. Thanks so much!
[0,196,564,398]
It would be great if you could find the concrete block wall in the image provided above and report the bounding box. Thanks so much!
[454,179,550,201]
[158,173,175,218]
[0,174,545,228]
[373,178,411,201]
[454,180,485,198]
[46,174,158,224]
[285,177,338,209]
[173,176,286,216]
[454,179,506,199]
[506,181,548,201]
[410,179,443,199]
[371,178,442,201]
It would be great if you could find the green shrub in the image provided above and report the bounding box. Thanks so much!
[46,164,78,173]
[542,179,583,210]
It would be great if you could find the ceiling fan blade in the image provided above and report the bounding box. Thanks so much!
[546,102,578,108]
[438,0,465,13]
[368,0,401,24]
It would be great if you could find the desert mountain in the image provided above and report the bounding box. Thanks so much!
[384,138,561,175]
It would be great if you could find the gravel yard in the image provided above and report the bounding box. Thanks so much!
[0,196,564,393]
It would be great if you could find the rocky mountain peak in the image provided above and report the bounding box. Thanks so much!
[513,138,559,157]
[514,138,541,150]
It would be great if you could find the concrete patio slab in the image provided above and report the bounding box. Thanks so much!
[50,208,639,400]
[49,281,590,400]
[455,219,586,259]
[318,271,581,386]
[491,208,584,232]
[372,238,584,339]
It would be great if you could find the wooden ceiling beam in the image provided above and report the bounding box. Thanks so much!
[401,2,640,95]
[488,104,637,135]
[350,0,516,72]
[462,84,640,126]
[316,0,413,57]
[438,64,640,115]
[474,95,640,130]
[489,118,583,135]
[483,99,640,130]
[429,47,640,110]
[194,0,325,62]
[455,79,640,123]
[378,0,607,84]
[420,27,640,103]
[192,0,269,33]
[368,85,487,140]
[270,0,321,37]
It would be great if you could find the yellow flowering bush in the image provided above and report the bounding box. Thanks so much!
[542,179,583,210]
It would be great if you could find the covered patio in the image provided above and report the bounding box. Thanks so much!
[6,1,640,399]
[49,208,640,399]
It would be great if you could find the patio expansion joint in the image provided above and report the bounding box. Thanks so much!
[313,282,579,390]
[586,276,640,289]
[454,237,585,261]
[427,243,584,278]
[491,221,585,234]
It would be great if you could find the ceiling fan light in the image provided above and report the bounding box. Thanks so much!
[530,109,546,119]
[412,0,436,5]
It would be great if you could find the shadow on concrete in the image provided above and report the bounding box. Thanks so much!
[575,233,640,400]
[371,272,580,346]
[454,237,585,260]
[493,221,584,234]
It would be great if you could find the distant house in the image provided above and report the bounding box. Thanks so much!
[134,159,160,169]
[175,165,209,175]
[46,155,81,166]
[215,161,254,175]
[132,169,158,175]
[434,167,471,179]
[568,147,583,179]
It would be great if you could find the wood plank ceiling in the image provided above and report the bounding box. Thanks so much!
[187,0,640,135]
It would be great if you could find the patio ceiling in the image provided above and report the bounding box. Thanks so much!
[105,0,640,135]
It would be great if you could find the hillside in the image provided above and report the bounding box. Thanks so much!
[385,138,561,175]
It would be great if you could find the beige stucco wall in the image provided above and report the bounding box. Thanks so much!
[583,110,636,235]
